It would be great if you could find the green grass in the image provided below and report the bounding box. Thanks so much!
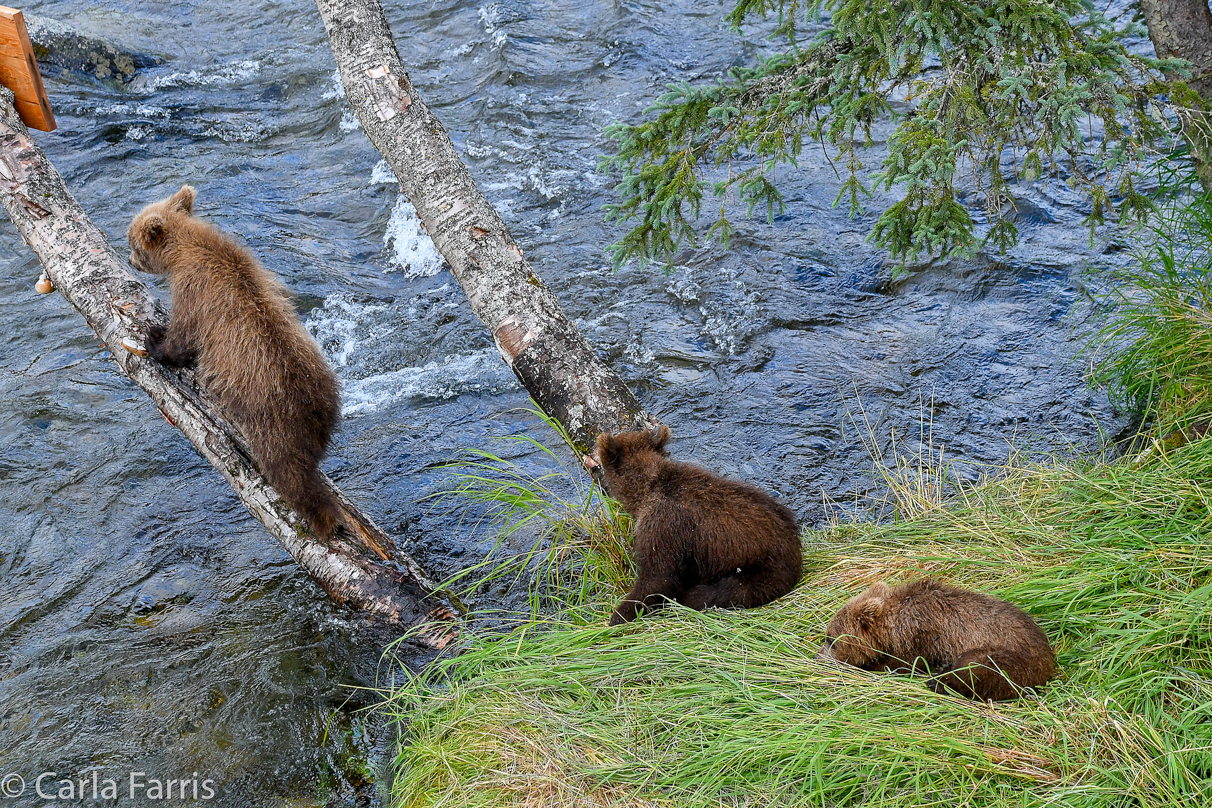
[1090,186,1212,439]
[386,191,1212,807]
[388,440,1212,807]
[422,409,633,624]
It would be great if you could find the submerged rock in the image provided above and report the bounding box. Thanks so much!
[24,14,160,84]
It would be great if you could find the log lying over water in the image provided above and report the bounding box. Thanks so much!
[0,87,456,642]
[315,0,655,454]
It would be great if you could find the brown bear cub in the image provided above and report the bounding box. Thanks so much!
[128,185,354,547]
[591,426,802,625]
[819,578,1056,700]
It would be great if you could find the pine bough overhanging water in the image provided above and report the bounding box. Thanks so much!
[602,0,1188,267]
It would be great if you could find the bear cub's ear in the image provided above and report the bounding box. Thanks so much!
[595,433,619,466]
[169,185,196,215]
[857,582,890,627]
[647,424,671,452]
[134,214,167,249]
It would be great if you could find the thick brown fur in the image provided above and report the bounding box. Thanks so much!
[593,426,803,625]
[128,186,346,542]
[819,578,1056,700]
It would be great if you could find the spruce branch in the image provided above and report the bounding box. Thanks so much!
[602,0,1185,269]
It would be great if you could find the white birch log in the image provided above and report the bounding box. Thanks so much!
[1138,0,1212,191]
[0,86,456,642]
[315,0,655,454]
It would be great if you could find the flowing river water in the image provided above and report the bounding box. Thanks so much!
[0,1,1142,805]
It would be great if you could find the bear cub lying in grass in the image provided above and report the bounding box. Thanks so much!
[591,426,802,625]
[819,578,1056,701]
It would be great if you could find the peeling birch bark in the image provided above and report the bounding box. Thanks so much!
[0,87,456,641]
[1139,0,1212,191]
[315,0,655,453]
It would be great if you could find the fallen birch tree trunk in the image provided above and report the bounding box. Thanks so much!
[1139,0,1212,192]
[0,86,455,642]
[315,0,654,454]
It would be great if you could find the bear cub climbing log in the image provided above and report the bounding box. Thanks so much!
[591,426,803,624]
[128,185,382,557]
[820,578,1056,701]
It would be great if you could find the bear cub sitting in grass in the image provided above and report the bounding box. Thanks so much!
[819,578,1056,701]
[591,426,802,625]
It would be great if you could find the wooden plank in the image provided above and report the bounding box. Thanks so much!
[0,6,53,131]
[0,36,24,60]
[0,53,40,97]
[13,96,43,124]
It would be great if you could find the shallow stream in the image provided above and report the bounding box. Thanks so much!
[0,1,1138,804]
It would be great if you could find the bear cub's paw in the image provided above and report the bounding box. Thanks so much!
[145,322,171,364]
[146,322,196,369]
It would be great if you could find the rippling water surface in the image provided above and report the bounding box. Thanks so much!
[0,1,1137,804]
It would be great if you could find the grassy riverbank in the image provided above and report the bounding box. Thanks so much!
[385,193,1212,807]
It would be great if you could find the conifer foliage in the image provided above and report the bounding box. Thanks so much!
[602,0,1186,266]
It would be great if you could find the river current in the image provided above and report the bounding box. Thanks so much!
[0,1,1137,805]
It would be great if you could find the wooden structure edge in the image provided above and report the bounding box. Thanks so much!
[0,6,55,131]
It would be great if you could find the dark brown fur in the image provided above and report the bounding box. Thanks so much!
[820,578,1056,700]
[594,426,802,625]
[128,186,345,541]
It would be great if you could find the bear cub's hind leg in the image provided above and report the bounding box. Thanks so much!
[681,564,790,611]
[609,572,684,625]
[680,581,736,610]
[929,648,1029,701]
